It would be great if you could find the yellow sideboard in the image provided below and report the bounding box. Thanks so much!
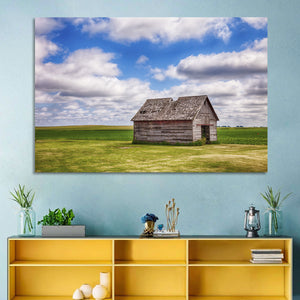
[8,236,292,300]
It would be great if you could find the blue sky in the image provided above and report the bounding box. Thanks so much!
[35,17,267,126]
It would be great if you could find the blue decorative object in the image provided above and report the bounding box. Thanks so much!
[157,224,164,231]
[141,213,159,223]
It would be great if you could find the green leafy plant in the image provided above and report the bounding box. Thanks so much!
[261,186,292,233]
[261,186,292,210]
[10,185,35,234]
[10,184,35,208]
[38,208,75,226]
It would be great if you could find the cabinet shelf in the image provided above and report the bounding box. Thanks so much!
[115,297,186,300]
[10,260,112,266]
[189,260,290,266]
[11,297,288,300]
[115,260,186,266]
[12,297,112,300]
[189,297,288,300]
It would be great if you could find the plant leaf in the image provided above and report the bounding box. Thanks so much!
[261,186,292,209]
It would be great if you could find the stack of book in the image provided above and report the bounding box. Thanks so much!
[250,249,284,264]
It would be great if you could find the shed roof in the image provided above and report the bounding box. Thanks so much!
[131,95,219,121]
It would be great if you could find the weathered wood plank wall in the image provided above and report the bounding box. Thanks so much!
[134,120,193,143]
[192,101,218,141]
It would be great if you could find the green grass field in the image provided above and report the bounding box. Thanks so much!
[35,125,267,172]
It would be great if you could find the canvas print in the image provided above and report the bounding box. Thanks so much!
[35,17,267,172]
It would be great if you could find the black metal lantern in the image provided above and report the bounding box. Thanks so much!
[244,206,261,238]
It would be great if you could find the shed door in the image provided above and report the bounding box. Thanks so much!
[202,125,210,142]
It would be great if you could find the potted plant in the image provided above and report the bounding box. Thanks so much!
[261,186,292,236]
[38,208,85,237]
[10,185,36,236]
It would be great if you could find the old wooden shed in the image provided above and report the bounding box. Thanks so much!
[131,95,219,144]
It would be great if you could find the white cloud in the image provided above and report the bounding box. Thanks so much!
[241,17,267,30]
[35,47,122,98]
[36,72,150,99]
[146,38,268,126]
[35,90,59,104]
[35,24,267,127]
[165,80,243,99]
[36,70,267,127]
[35,18,64,35]
[252,37,267,51]
[72,18,87,26]
[35,38,160,125]
[176,49,266,80]
[151,38,267,82]
[136,55,149,64]
[81,17,232,43]
[150,67,166,81]
[160,77,267,126]
[35,36,60,64]
[49,48,120,78]
[64,102,80,110]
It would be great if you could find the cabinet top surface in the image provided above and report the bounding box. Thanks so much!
[7,235,292,240]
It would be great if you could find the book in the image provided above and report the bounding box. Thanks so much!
[251,249,282,254]
[250,258,282,264]
[252,253,284,259]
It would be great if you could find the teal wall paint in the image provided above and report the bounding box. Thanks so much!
[0,0,300,298]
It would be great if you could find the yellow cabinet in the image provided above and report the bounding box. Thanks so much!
[8,237,292,300]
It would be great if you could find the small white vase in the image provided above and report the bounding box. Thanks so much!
[73,289,84,300]
[100,272,111,298]
[80,284,92,299]
[92,285,107,300]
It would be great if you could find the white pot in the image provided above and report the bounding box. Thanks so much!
[100,272,111,298]
[73,289,84,300]
[80,284,92,299]
[92,285,107,300]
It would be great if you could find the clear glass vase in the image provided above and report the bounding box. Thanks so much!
[264,209,282,236]
[18,207,36,236]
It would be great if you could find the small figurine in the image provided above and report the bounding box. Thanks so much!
[79,284,92,299]
[141,213,159,237]
[73,289,84,300]
[157,224,164,231]
[92,285,107,300]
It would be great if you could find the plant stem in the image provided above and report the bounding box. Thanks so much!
[23,210,33,234]
[272,211,278,234]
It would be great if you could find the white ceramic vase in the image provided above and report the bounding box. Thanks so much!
[92,285,107,300]
[100,272,111,298]
[73,289,84,300]
[80,284,92,299]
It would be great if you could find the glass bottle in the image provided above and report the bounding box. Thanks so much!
[18,207,36,236]
[264,208,282,236]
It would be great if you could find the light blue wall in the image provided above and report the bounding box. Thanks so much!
[0,0,300,298]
